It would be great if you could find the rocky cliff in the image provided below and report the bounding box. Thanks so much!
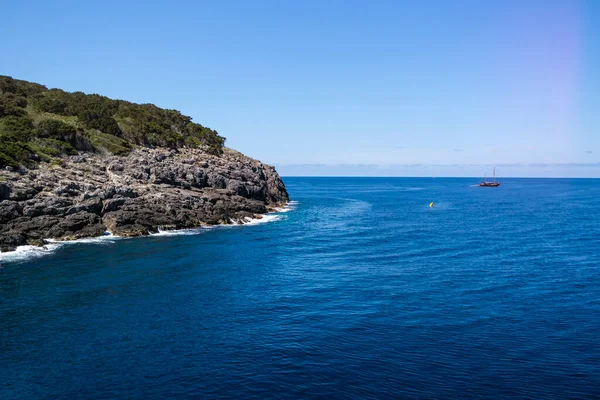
[0,147,288,252]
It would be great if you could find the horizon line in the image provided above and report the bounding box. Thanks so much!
[280,175,600,179]
[273,162,600,168]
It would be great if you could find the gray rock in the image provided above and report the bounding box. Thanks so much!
[101,198,127,214]
[0,183,11,201]
[0,147,288,252]
[0,200,22,224]
[0,233,26,252]
[65,197,103,215]
[48,212,106,239]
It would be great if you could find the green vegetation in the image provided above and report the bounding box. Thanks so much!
[87,131,132,155]
[0,76,226,168]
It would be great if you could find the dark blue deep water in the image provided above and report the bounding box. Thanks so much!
[1,177,600,399]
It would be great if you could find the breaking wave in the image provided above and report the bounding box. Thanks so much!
[0,203,297,264]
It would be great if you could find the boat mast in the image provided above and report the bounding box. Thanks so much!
[493,167,496,183]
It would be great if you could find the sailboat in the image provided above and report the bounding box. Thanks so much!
[480,167,500,187]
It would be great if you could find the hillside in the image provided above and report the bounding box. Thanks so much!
[0,76,225,168]
[0,77,288,252]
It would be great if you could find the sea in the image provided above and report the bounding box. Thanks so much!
[1,177,599,399]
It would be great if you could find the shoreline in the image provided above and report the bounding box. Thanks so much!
[1,147,290,254]
[0,201,297,264]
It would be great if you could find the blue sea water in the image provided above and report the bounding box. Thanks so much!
[1,177,600,399]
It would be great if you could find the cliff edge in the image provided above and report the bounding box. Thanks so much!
[0,147,288,252]
[0,76,289,252]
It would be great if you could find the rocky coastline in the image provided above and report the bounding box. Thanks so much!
[0,147,288,252]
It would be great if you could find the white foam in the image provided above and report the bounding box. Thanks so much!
[0,243,63,264]
[240,213,283,225]
[151,227,209,237]
[0,202,298,264]
[46,232,122,245]
[272,200,299,213]
[0,232,120,264]
[238,201,298,224]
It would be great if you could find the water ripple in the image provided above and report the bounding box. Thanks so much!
[1,177,600,399]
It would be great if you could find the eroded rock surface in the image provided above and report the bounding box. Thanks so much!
[0,148,288,252]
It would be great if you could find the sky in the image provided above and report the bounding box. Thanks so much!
[1,0,598,177]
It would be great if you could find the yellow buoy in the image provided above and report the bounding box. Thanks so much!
[429,202,434,207]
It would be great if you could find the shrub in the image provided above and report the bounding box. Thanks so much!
[86,131,132,155]
[30,92,68,114]
[36,119,77,138]
[0,75,227,161]
[28,138,78,157]
[0,140,30,168]
[78,110,122,136]
[0,93,27,117]
[0,115,35,141]
[185,136,202,148]
[0,76,46,96]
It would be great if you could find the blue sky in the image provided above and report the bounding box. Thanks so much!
[1,0,598,176]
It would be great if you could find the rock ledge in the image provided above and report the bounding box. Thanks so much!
[0,148,288,252]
